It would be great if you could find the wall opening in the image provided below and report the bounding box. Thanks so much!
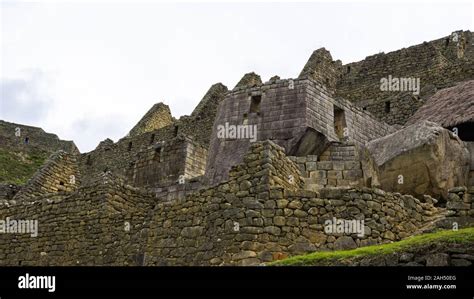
[333,106,347,140]
[150,134,155,145]
[174,125,179,137]
[385,101,391,113]
[154,146,162,162]
[347,66,351,74]
[24,137,29,144]
[249,95,262,114]
[59,181,65,186]
[86,155,92,166]
[128,142,132,151]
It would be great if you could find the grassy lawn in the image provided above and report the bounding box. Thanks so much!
[270,227,474,266]
[0,148,48,185]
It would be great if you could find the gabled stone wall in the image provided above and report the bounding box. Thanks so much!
[0,120,78,154]
[128,136,207,188]
[13,150,80,202]
[206,77,395,185]
[335,30,474,125]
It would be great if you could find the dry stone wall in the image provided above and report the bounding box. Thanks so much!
[335,30,474,125]
[206,77,395,186]
[304,78,396,145]
[0,140,461,266]
[79,126,176,184]
[141,141,444,265]
[0,120,78,154]
[128,103,174,137]
[175,83,228,147]
[0,184,19,200]
[13,151,80,202]
[128,136,207,188]
[0,172,154,266]
[297,31,473,126]
[79,84,226,188]
[290,149,363,190]
[447,186,474,217]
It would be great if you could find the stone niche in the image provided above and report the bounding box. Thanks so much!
[361,121,470,201]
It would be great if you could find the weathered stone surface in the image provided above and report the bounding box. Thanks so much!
[333,236,357,250]
[426,253,450,266]
[362,121,470,200]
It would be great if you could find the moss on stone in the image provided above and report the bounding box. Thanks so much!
[270,227,474,266]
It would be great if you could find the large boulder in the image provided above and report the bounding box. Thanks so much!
[361,121,470,201]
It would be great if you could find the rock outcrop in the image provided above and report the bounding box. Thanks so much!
[362,121,470,200]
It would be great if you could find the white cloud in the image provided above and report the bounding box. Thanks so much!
[0,69,54,124]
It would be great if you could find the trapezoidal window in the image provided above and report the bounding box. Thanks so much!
[385,101,391,113]
[127,142,133,151]
[249,95,262,114]
[333,106,347,140]
[154,146,161,162]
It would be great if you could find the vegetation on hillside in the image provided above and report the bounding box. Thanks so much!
[0,148,48,185]
[270,228,474,266]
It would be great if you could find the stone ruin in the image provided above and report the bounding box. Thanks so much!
[0,30,473,266]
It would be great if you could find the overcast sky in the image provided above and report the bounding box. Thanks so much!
[1,1,472,153]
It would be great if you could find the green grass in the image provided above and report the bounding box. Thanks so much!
[270,227,474,266]
[0,148,48,185]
